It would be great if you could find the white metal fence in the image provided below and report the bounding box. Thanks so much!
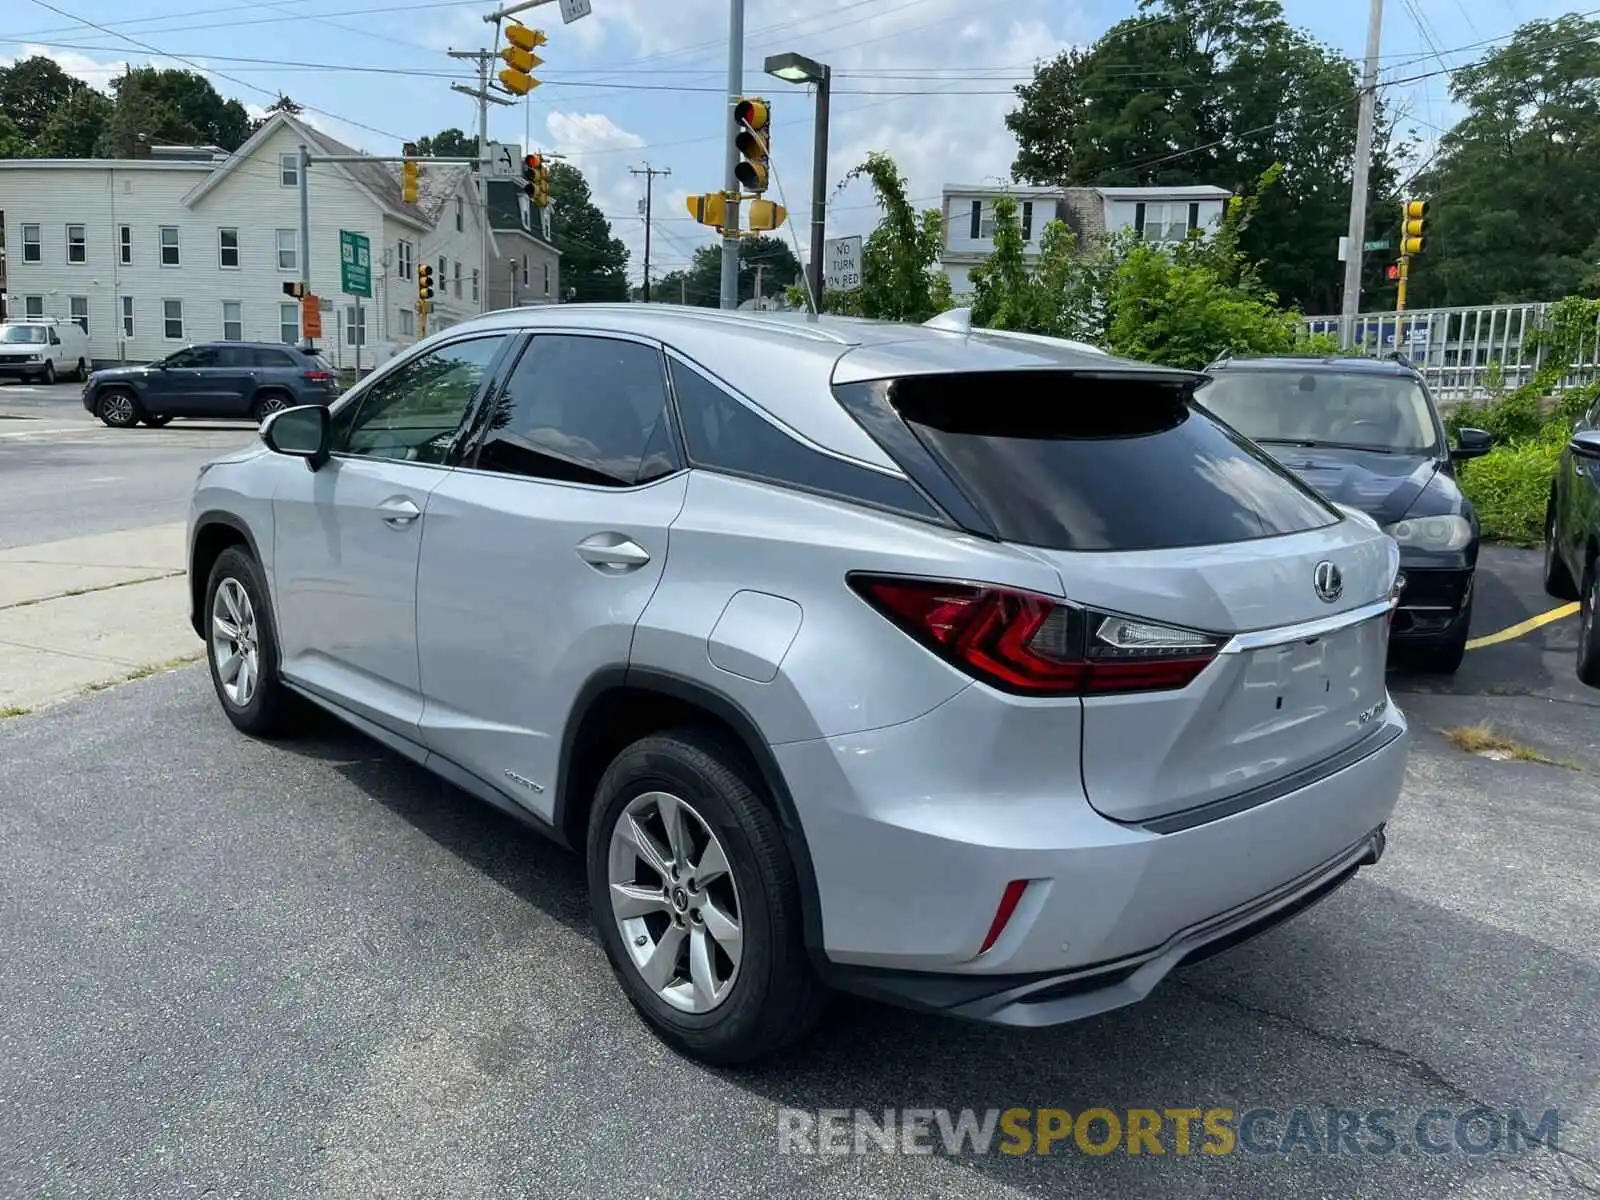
[1303,303,1600,403]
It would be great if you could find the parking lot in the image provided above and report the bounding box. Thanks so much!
[0,378,1596,1198]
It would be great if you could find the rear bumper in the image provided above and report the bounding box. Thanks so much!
[774,681,1410,1001]
[828,825,1385,1026]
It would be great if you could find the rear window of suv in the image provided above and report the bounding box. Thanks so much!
[880,372,1343,552]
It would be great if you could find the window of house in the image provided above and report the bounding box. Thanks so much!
[471,267,479,302]
[543,263,551,296]
[162,299,184,340]
[1021,201,1034,242]
[521,254,529,287]
[334,336,507,463]
[66,224,86,263]
[22,224,41,262]
[968,200,981,241]
[119,225,132,265]
[280,152,299,187]
[69,296,88,333]
[467,335,679,486]
[439,256,447,287]
[279,302,300,345]
[455,197,463,231]
[453,260,462,297]
[160,226,180,266]
[121,296,135,338]
[1135,203,1192,243]
[222,300,242,341]
[219,228,240,268]
[276,229,298,272]
[398,307,415,336]
[23,296,44,319]
[344,304,366,347]
[397,239,413,281]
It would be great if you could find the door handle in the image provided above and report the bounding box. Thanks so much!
[377,496,421,526]
[576,533,651,570]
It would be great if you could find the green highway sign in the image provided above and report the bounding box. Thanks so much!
[339,229,372,298]
[1363,238,1390,251]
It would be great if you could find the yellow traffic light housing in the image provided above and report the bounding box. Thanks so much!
[746,197,787,232]
[734,97,770,192]
[499,23,546,95]
[686,192,727,229]
[417,262,434,306]
[401,141,419,204]
[1401,198,1428,255]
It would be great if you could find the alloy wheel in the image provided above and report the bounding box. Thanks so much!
[210,577,261,707]
[607,790,743,1014]
[101,392,135,427]
[257,395,289,420]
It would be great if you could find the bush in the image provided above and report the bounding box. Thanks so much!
[1458,433,1563,546]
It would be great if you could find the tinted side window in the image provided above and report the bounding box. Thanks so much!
[252,347,298,368]
[669,358,940,520]
[167,346,216,368]
[471,335,679,486]
[334,336,506,464]
[890,372,1341,552]
[216,346,255,368]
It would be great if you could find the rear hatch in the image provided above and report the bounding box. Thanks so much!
[833,364,1400,826]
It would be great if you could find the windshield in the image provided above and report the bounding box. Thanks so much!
[1195,370,1440,454]
[0,326,48,345]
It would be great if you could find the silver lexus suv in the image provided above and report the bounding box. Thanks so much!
[187,304,1410,1064]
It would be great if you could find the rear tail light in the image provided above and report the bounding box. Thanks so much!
[848,574,1222,696]
[304,370,334,384]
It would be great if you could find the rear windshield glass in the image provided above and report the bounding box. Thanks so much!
[1195,369,1440,455]
[889,373,1342,552]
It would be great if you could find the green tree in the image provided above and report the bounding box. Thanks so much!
[94,67,252,156]
[1409,15,1600,307]
[801,152,950,321]
[0,114,25,159]
[33,87,114,158]
[1005,0,1400,314]
[640,235,802,306]
[0,55,84,145]
[415,128,478,158]
[546,160,629,302]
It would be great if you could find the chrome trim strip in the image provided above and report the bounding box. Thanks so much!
[1217,596,1394,654]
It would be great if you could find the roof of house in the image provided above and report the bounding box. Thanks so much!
[484,180,558,250]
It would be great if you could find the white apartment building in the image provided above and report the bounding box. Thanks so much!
[939,182,1234,299]
[0,112,497,368]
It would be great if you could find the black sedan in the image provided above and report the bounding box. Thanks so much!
[1197,354,1493,674]
[1543,401,1600,685]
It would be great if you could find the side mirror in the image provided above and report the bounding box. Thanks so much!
[1570,429,1600,461]
[261,404,331,469]
[1451,427,1494,461]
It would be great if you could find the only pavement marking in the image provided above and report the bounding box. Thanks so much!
[1465,601,1580,651]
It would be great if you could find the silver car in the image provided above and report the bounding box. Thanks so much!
[187,304,1410,1064]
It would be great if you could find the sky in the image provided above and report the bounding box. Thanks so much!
[0,0,1582,286]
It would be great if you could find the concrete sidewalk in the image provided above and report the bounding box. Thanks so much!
[0,522,200,714]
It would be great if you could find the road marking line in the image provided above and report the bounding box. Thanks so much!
[1466,603,1580,650]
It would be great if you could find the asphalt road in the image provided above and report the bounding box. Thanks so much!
[0,381,256,547]
[2,600,1597,1196]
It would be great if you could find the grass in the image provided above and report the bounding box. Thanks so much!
[79,651,205,696]
[1441,723,1581,770]
[0,704,30,719]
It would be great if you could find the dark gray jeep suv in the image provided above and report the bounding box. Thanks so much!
[84,341,338,428]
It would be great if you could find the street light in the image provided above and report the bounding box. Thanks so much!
[763,51,830,316]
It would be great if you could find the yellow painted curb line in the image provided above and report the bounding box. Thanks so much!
[1465,602,1580,651]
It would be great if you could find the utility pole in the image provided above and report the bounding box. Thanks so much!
[1341,0,1384,339]
[298,143,311,351]
[719,0,744,310]
[630,162,671,303]
[450,47,513,316]
[753,263,763,309]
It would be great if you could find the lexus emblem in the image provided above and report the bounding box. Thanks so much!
[1313,560,1344,603]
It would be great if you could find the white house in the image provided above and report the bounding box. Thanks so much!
[938,182,1234,300]
[0,112,497,367]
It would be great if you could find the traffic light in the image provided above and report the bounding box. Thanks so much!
[522,153,550,206]
[417,262,434,308]
[1401,199,1428,255]
[686,192,727,229]
[1385,263,1400,282]
[733,97,770,192]
[498,23,546,95]
[401,142,418,204]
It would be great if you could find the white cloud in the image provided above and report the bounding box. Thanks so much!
[3,44,130,94]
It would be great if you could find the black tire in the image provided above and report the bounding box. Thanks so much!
[96,387,142,428]
[253,391,292,423]
[1577,564,1600,689]
[1544,502,1580,600]
[203,546,301,738]
[1403,597,1472,675]
[41,360,55,385]
[141,415,173,427]
[587,729,827,1066]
